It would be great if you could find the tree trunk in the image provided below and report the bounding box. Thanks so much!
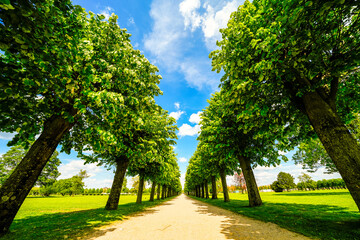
[196,185,199,197]
[0,114,74,235]
[157,183,161,200]
[238,155,262,207]
[302,91,360,211]
[136,175,145,204]
[211,176,218,199]
[105,156,129,210]
[149,181,156,201]
[219,168,230,202]
[167,187,171,198]
[201,183,205,198]
[205,180,209,199]
[161,185,166,199]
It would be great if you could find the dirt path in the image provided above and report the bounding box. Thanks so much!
[88,194,310,240]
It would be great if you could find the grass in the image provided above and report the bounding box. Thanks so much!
[192,189,360,240]
[2,194,171,240]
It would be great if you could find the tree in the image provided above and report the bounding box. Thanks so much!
[271,172,296,192]
[0,145,61,186]
[149,181,156,201]
[297,173,317,190]
[53,170,88,196]
[211,0,360,210]
[125,110,178,204]
[131,176,141,194]
[0,0,162,233]
[189,91,290,206]
[122,177,128,191]
[39,185,55,197]
[233,172,247,194]
[270,181,283,193]
[298,173,312,183]
[277,172,296,191]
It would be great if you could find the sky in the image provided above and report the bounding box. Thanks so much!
[0,0,341,189]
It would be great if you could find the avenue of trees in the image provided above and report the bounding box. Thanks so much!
[0,0,181,235]
[185,0,360,211]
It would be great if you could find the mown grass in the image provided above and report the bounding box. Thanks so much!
[2,194,170,240]
[192,189,360,240]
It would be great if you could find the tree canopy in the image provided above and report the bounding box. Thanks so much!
[0,0,181,233]
[208,0,360,210]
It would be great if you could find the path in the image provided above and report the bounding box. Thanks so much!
[88,194,310,240]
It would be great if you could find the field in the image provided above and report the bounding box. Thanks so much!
[3,194,168,240]
[193,189,360,240]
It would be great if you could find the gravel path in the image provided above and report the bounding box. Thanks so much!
[88,194,310,240]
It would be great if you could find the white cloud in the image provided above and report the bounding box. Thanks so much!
[179,0,242,50]
[178,123,201,137]
[278,150,288,155]
[82,150,93,155]
[174,102,180,110]
[144,0,222,90]
[128,17,135,25]
[170,102,186,121]
[99,6,114,20]
[58,160,102,179]
[180,59,219,90]
[179,0,202,31]
[0,132,15,140]
[179,157,187,162]
[201,1,240,49]
[170,110,185,121]
[144,0,186,71]
[189,111,202,124]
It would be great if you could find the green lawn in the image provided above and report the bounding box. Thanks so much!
[192,189,360,240]
[3,194,169,240]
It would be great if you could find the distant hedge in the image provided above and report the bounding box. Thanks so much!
[297,178,346,191]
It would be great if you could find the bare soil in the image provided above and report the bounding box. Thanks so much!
[87,194,310,240]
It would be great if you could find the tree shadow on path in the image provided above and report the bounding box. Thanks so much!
[189,196,360,240]
[3,199,173,240]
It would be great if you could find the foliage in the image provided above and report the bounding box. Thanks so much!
[0,145,61,186]
[210,0,360,209]
[130,176,141,193]
[125,108,179,191]
[271,172,296,192]
[1,0,163,151]
[211,0,360,132]
[29,187,40,196]
[270,181,283,192]
[39,185,55,197]
[53,170,89,196]
[0,0,181,232]
[316,178,346,190]
[298,173,312,183]
[297,175,346,191]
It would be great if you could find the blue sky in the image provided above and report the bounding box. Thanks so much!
[0,0,341,189]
